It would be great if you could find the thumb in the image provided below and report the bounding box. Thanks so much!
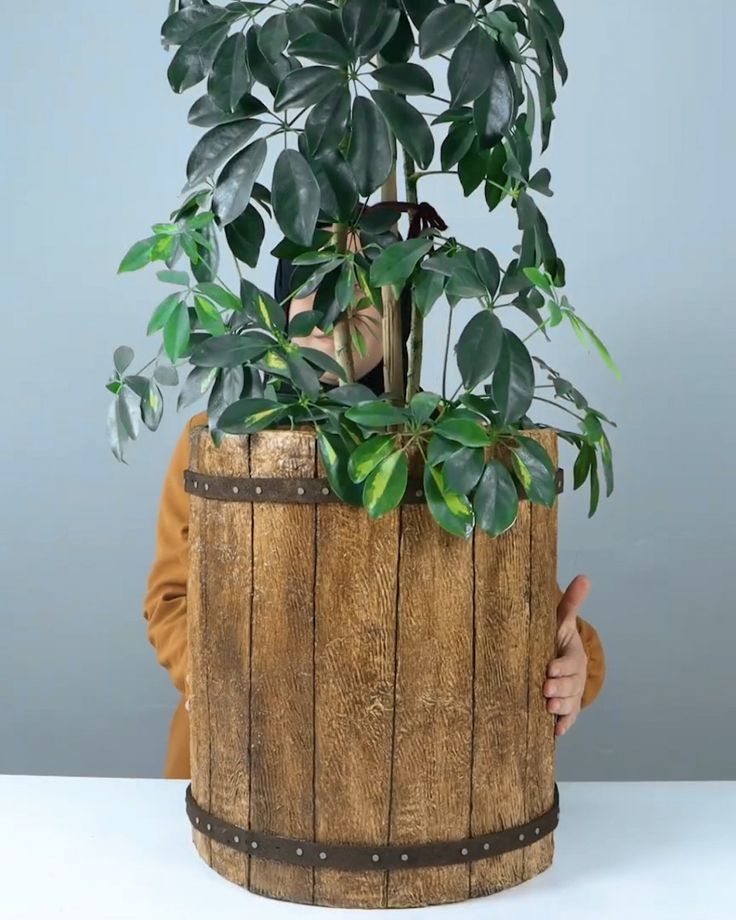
[557,574,591,627]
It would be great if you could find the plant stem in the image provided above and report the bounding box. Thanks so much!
[403,147,423,403]
[380,159,405,405]
[532,394,584,422]
[331,222,355,384]
[441,302,454,400]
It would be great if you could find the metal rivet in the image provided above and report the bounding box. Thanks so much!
[400,853,408,862]
[321,487,330,495]
[535,827,540,835]
[206,823,212,831]
[251,841,258,849]
[233,835,240,844]
[297,486,305,495]
[296,847,303,856]
[232,485,239,494]
[372,854,380,862]
[203,483,209,491]
[483,843,490,851]
[461,848,469,856]
[195,817,200,824]
[519,833,525,841]
[415,489,423,497]
[319,851,327,860]
[255,486,262,494]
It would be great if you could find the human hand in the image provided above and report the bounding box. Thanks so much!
[544,574,591,737]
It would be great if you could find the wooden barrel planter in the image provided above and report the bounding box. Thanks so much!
[184,422,561,908]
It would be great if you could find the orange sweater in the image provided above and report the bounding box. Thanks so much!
[144,410,607,780]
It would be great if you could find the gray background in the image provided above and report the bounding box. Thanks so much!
[1,1,733,781]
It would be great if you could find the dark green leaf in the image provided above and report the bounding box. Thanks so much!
[142,379,164,431]
[369,238,433,286]
[298,345,347,382]
[427,431,459,465]
[284,351,321,398]
[528,167,553,196]
[474,247,500,297]
[423,463,474,537]
[224,203,265,267]
[289,31,353,66]
[273,65,344,111]
[212,138,268,225]
[218,397,287,433]
[302,146,359,221]
[207,32,251,112]
[371,90,434,169]
[473,459,519,536]
[509,435,557,505]
[473,56,516,148]
[178,365,218,409]
[163,301,191,361]
[187,91,267,127]
[363,450,408,518]
[161,4,232,45]
[305,85,350,156]
[346,96,394,196]
[345,400,408,427]
[258,13,290,59]
[492,329,535,424]
[409,390,441,424]
[371,62,434,95]
[443,445,484,493]
[455,310,504,389]
[433,417,491,447]
[316,428,364,505]
[167,22,230,93]
[272,149,321,246]
[413,266,445,316]
[288,309,322,336]
[440,121,475,171]
[194,295,227,336]
[419,5,474,57]
[189,331,273,367]
[196,281,242,314]
[348,434,397,482]
[113,345,134,375]
[448,28,495,107]
[184,119,261,190]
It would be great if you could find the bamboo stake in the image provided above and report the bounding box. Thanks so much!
[381,163,405,404]
[403,149,422,402]
[331,222,355,385]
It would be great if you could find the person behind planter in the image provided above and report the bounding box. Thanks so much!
[142,234,607,780]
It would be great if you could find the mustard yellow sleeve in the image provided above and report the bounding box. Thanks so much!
[557,582,607,709]
[142,411,207,695]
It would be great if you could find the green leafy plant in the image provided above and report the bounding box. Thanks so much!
[108,0,619,537]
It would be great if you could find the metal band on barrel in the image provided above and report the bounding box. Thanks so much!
[183,468,563,504]
[185,782,559,871]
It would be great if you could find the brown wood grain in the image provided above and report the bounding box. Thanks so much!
[187,426,560,906]
[386,445,474,908]
[193,426,251,887]
[248,429,316,904]
[470,496,531,896]
[187,427,211,868]
[522,429,559,881]
[312,447,399,908]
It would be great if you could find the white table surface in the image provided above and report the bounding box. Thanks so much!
[1,776,734,920]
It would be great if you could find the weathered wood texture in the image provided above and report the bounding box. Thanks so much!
[187,425,559,908]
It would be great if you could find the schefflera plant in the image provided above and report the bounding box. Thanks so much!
[107,0,620,539]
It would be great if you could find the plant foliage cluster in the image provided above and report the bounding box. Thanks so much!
[108,0,618,539]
